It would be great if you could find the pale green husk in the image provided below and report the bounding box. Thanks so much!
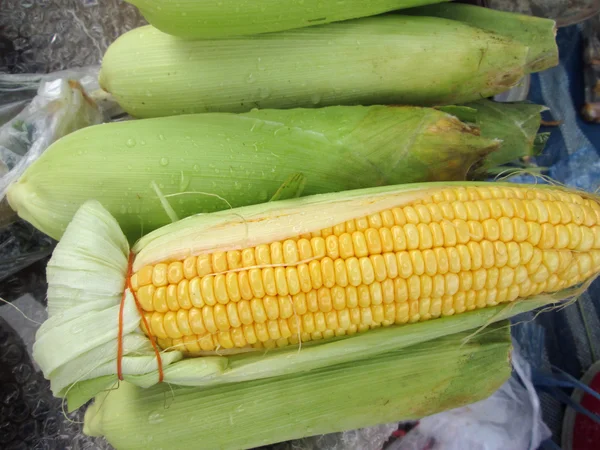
[83,325,511,450]
[33,181,591,412]
[6,105,500,242]
[406,3,558,72]
[127,0,449,39]
[99,12,537,118]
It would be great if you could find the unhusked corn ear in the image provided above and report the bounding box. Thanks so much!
[7,105,499,242]
[127,0,447,39]
[131,185,600,355]
[100,14,539,118]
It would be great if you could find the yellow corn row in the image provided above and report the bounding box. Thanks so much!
[130,185,600,355]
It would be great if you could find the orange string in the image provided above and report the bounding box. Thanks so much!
[117,252,164,383]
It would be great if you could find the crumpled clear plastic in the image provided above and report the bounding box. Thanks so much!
[388,346,551,450]
[0,69,105,200]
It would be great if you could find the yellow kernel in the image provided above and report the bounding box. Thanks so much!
[447,247,461,274]
[137,285,156,311]
[318,288,333,312]
[379,228,394,253]
[201,276,217,306]
[481,241,495,268]
[202,306,218,334]
[153,287,168,313]
[483,219,500,241]
[432,274,445,298]
[323,235,340,260]
[467,221,484,241]
[214,304,231,332]
[440,202,455,220]
[476,200,491,220]
[445,273,459,296]
[464,202,480,221]
[488,200,503,219]
[338,233,355,259]
[486,267,499,289]
[506,242,521,268]
[227,250,242,270]
[188,308,206,335]
[310,237,326,259]
[421,275,433,298]
[494,241,508,268]
[453,219,470,244]
[407,275,420,301]
[392,207,407,225]
[567,223,582,250]
[404,224,419,250]
[441,221,457,247]
[176,310,192,336]
[394,278,408,303]
[430,297,443,317]
[177,279,192,309]
[441,295,455,316]
[456,245,472,271]
[423,249,437,276]
[212,252,228,273]
[345,287,358,309]
[255,244,271,266]
[306,291,319,312]
[430,223,445,247]
[459,271,473,291]
[468,241,483,270]
[434,247,449,274]
[568,203,585,225]
[255,323,270,342]
[152,263,168,287]
[371,255,387,282]
[472,268,487,290]
[404,206,419,224]
[397,252,413,278]
[166,285,178,311]
[137,265,154,287]
[351,232,368,257]
[417,223,433,249]
[577,227,595,251]
[150,312,168,339]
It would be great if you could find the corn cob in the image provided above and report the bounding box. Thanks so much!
[99,8,558,118]
[32,182,600,411]
[84,324,511,450]
[6,105,501,242]
[126,0,449,39]
[131,184,600,354]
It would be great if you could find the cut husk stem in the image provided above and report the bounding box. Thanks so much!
[98,7,555,118]
[6,105,501,242]
[83,324,512,450]
[31,181,596,411]
[126,0,450,39]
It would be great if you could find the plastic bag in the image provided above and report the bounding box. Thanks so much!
[0,72,105,200]
[390,346,551,450]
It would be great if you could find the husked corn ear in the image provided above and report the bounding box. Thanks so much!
[131,185,600,355]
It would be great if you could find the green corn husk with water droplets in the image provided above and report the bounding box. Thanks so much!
[126,0,450,39]
[6,104,503,242]
[99,6,557,119]
[83,325,512,450]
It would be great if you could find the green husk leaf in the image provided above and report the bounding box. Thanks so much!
[99,13,534,118]
[533,132,551,156]
[127,0,450,39]
[269,173,307,201]
[83,325,512,450]
[406,3,558,72]
[466,100,547,176]
[7,105,498,242]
